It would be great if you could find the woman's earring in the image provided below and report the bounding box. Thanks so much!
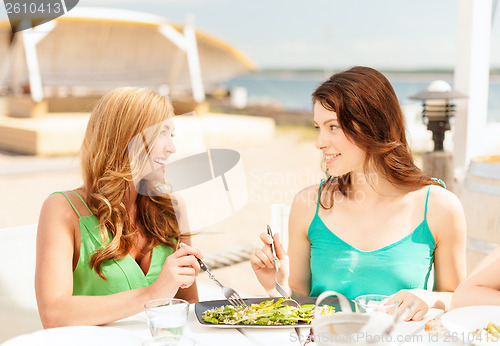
[321,156,330,178]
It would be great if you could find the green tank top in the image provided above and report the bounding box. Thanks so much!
[308,182,437,300]
[53,191,174,296]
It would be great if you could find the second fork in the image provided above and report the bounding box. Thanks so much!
[267,225,292,299]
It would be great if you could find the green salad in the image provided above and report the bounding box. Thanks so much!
[202,298,336,326]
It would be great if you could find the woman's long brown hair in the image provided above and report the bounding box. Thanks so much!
[312,66,437,209]
[80,87,180,278]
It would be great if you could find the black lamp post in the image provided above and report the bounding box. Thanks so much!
[409,81,467,191]
[409,81,467,152]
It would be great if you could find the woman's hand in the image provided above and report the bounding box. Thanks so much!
[393,289,429,321]
[149,244,202,299]
[250,233,289,295]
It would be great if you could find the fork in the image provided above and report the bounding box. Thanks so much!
[266,225,297,301]
[179,243,247,309]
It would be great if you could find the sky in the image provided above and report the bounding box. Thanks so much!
[0,0,499,70]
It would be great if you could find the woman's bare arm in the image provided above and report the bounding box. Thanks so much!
[288,186,318,297]
[452,246,500,308]
[428,187,467,306]
[395,187,467,320]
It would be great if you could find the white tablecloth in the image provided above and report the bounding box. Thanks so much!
[1,306,444,346]
[108,305,305,346]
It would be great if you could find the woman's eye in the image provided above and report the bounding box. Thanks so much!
[314,126,320,132]
[330,125,339,131]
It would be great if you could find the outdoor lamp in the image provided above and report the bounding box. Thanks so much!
[409,81,467,191]
[409,80,467,152]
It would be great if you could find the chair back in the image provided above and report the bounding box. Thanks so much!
[270,203,290,251]
[0,224,42,342]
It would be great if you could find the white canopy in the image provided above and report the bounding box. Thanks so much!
[0,7,255,103]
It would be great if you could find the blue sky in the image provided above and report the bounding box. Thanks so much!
[1,0,499,70]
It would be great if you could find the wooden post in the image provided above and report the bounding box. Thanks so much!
[423,151,454,191]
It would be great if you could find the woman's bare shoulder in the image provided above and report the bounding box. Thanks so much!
[409,183,461,212]
[292,184,321,209]
[39,190,82,226]
[426,184,463,215]
[289,184,322,231]
[42,191,71,209]
[425,184,466,240]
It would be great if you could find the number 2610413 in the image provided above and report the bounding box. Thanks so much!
[5,2,63,15]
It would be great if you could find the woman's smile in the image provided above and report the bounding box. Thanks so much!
[324,153,341,164]
[153,157,168,166]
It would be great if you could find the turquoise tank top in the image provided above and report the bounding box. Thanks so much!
[308,182,437,300]
[53,191,174,296]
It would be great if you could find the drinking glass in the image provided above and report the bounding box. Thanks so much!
[142,335,196,346]
[354,294,399,317]
[144,298,189,337]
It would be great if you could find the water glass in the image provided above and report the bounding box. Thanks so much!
[142,335,196,346]
[144,298,189,337]
[354,294,399,316]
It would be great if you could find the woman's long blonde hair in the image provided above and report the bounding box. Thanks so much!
[81,87,179,278]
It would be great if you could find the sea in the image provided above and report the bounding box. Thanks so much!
[221,70,500,123]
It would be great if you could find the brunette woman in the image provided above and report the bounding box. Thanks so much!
[250,66,467,321]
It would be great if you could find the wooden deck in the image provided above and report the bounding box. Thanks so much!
[0,94,217,156]
[0,113,90,156]
[0,109,275,156]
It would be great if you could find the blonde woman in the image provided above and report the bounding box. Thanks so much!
[35,88,201,328]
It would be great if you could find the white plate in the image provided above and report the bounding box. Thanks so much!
[441,305,500,344]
